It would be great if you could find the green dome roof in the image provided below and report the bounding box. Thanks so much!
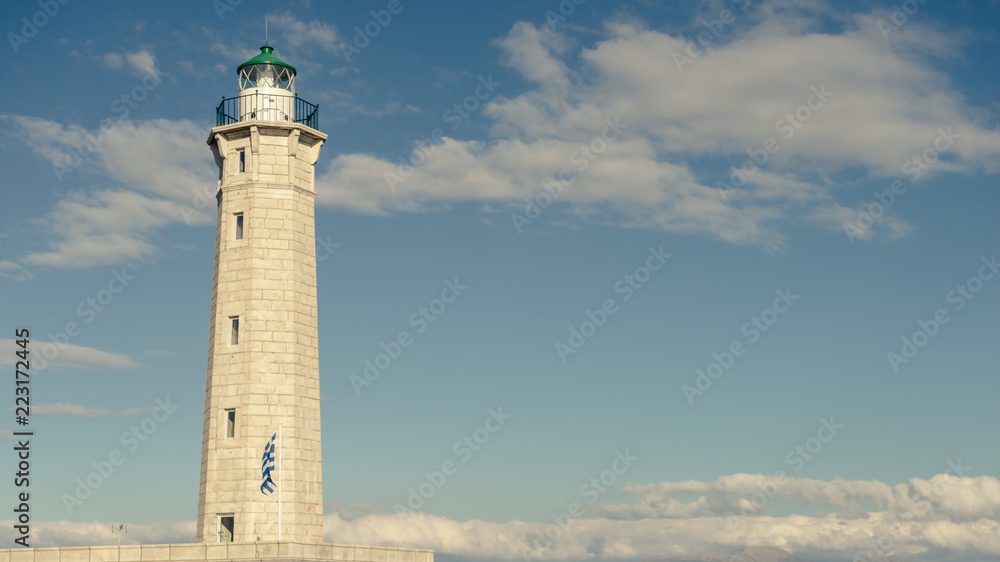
[237,44,296,74]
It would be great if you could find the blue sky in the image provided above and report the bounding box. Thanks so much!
[1,0,999,560]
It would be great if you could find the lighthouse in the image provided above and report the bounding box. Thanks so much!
[0,38,433,562]
[196,43,326,544]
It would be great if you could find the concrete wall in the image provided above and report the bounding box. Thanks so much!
[0,542,433,562]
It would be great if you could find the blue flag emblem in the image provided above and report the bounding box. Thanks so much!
[261,432,277,495]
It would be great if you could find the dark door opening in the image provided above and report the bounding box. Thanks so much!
[219,515,234,542]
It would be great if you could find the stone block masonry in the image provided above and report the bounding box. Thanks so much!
[0,543,433,562]
[198,121,327,543]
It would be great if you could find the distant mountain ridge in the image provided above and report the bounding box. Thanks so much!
[646,546,911,562]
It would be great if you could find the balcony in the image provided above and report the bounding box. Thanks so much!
[215,92,318,130]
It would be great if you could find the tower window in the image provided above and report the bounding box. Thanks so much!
[230,316,239,345]
[234,213,244,240]
[225,409,235,439]
[238,149,246,173]
[218,514,234,542]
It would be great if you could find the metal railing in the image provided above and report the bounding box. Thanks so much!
[215,92,319,129]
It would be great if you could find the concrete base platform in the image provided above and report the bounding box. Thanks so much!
[0,542,433,562]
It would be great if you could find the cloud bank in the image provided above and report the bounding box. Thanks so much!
[1,473,998,560]
[315,5,1000,248]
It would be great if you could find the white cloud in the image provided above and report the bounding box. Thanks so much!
[0,473,998,559]
[325,511,997,560]
[314,7,1000,249]
[322,91,410,118]
[95,53,123,69]
[0,520,193,547]
[124,49,159,77]
[94,50,159,77]
[0,117,209,203]
[24,402,148,418]
[0,340,137,370]
[268,11,338,53]
[497,22,572,93]
[0,116,213,268]
[331,66,360,78]
[23,189,179,268]
[7,4,1000,272]
[209,41,255,68]
[1,114,92,164]
[321,474,1000,561]
[0,260,35,281]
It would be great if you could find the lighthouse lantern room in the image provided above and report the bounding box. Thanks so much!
[216,43,318,129]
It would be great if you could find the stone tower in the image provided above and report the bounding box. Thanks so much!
[197,43,327,544]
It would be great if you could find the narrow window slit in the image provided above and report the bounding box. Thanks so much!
[230,316,239,345]
[225,408,235,439]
